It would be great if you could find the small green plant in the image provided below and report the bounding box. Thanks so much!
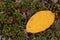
[0,1,25,40]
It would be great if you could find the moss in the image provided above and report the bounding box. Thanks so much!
[0,0,60,40]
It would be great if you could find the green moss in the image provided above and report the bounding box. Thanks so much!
[0,0,60,40]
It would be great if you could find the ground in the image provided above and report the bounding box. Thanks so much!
[0,0,60,40]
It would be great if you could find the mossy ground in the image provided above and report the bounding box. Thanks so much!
[0,0,60,40]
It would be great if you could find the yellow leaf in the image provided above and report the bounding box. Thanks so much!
[26,10,55,33]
